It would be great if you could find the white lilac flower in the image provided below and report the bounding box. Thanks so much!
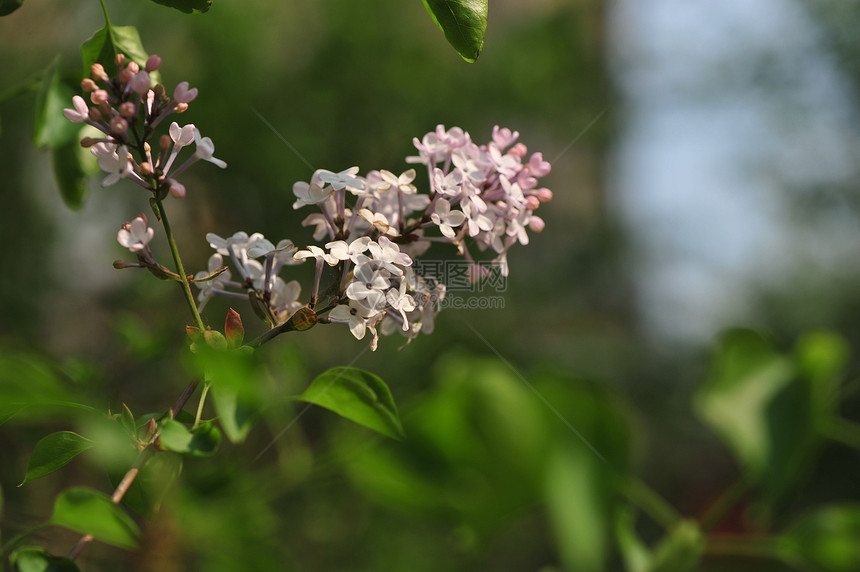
[117,216,154,252]
[62,96,90,123]
[367,236,412,275]
[173,81,198,103]
[329,300,381,341]
[247,238,298,263]
[301,212,333,240]
[461,199,494,237]
[326,237,371,263]
[293,245,338,266]
[488,144,522,180]
[163,122,196,173]
[492,126,519,150]
[432,168,463,197]
[358,209,400,236]
[193,128,227,168]
[378,169,417,194]
[91,142,132,187]
[317,167,365,192]
[385,281,416,331]
[430,199,466,239]
[194,253,232,311]
[346,262,390,309]
[293,180,332,209]
[270,278,303,322]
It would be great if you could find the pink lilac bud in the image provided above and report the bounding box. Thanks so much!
[492,126,519,149]
[528,152,551,176]
[119,102,136,117]
[145,55,162,72]
[91,89,109,105]
[159,134,172,151]
[525,196,540,210]
[536,188,553,203]
[173,81,198,103]
[115,53,126,67]
[509,142,528,158]
[126,61,140,74]
[529,216,545,233]
[110,116,129,134]
[119,69,134,84]
[130,71,150,95]
[90,63,109,82]
[81,78,97,92]
[169,180,186,198]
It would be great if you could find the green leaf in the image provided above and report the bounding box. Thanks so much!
[52,134,93,210]
[544,442,611,572]
[694,329,795,474]
[119,403,136,438]
[421,0,488,62]
[19,431,95,486]
[648,521,705,572]
[81,25,160,84]
[192,346,261,443]
[297,366,405,440]
[159,420,221,456]
[9,547,81,572]
[779,504,860,572]
[796,330,848,429]
[49,487,140,549]
[149,0,212,15]
[34,58,81,150]
[0,0,23,17]
[112,453,182,518]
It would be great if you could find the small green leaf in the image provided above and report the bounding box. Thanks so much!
[49,487,140,549]
[119,403,136,438]
[81,25,160,84]
[296,366,405,440]
[159,419,221,456]
[0,0,23,17]
[9,547,81,572]
[34,58,80,150]
[779,504,860,572]
[648,521,705,572]
[52,134,93,210]
[149,0,212,15]
[19,431,95,486]
[421,0,488,62]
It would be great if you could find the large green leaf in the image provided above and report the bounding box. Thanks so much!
[191,346,261,443]
[159,419,221,456]
[695,329,795,474]
[297,366,405,440]
[52,133,94,210]
[0,0,23,17]
[421,0,488,62]
[149,0,212,15]
[9,547,80,572]
[49,487,140,549]
[81,25,160,84]
[779,505,860,572]
[19,431,94,486]
[34,58,80,150]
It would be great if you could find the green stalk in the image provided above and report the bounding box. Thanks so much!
[824,417,860,450]
[156,199,205,331]
[616,475,683,530]
[699,473,753,532]
[193,383,211,429]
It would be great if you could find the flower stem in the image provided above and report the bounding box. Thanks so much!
[156,198,205,330]
[616,475,683,530]
[193,383,211,429]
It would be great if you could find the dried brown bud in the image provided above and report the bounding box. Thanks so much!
[80,137,96,148]
[88,107,103,122]
[140,162,154,176]
[113,259,131,269]
[81,78,97,92]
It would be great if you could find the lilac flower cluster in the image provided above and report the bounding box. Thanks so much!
[192,125,552,350]
[63,53,224,196]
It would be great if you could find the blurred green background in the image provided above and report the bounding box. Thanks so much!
[1,0,860,570]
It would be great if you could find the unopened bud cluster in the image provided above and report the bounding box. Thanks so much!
[63,53,225,195]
